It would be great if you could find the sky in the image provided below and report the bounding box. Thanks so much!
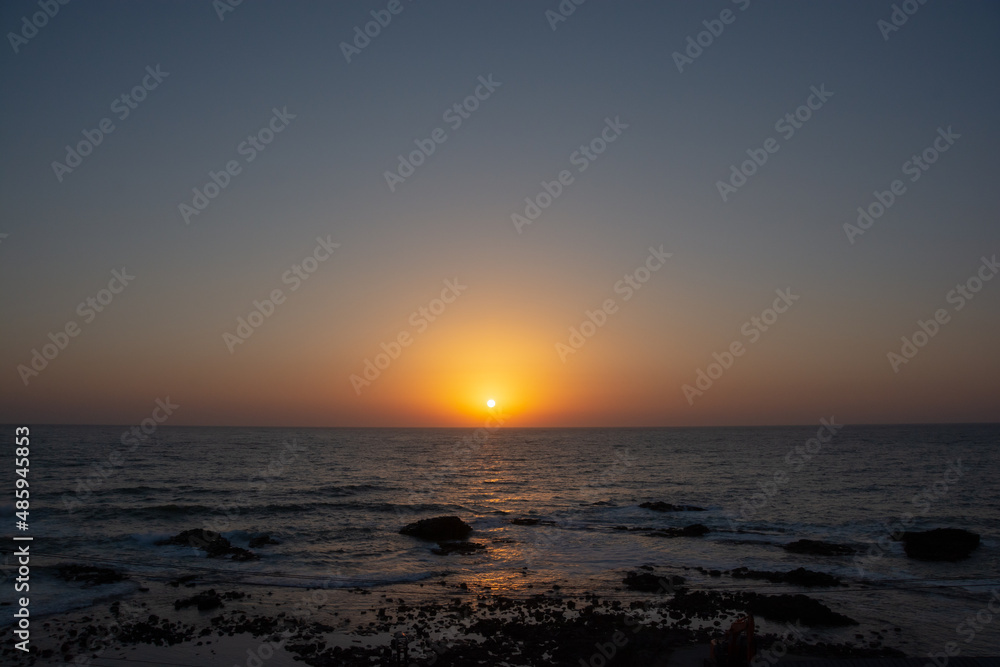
[1,0,998,427]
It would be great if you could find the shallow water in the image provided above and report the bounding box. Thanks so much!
[7,423,1000,655]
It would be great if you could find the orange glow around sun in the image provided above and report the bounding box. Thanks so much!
[367,320,557,425]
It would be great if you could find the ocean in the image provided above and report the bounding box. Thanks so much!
[6,423,1000,658]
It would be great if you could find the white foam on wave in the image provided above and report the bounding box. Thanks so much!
[0,570,137,627]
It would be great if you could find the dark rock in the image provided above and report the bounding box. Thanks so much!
[174,589,224,611]
[156,528,227,552]
[668,589,729,620]
[622,572,685,593]
[639,502,706,512]
[155,528,258,561]
[647,524,710,538]
[510,517,557,526]
[168,574,197,588]
[510,517,540,525]
[248,535,280,548]
[55,564,127,586]
[747,593,857,627]
[730,567,842,587]
[400,516,473,541]
[901,528,980,561]
[431,541,486,556]
[667,588,855,628]
[784,567,842,587]
[784,539,855,556]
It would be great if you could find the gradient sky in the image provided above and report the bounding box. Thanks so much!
[1,0,998,427]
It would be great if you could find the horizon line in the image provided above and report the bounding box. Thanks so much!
[4,421,998,430]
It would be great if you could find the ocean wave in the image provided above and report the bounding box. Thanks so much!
[235,569,450,590]
[315,483,389,495]
[109,485,169,495]
[82,499,456,520]
[136,503,214,514]
[128,531,177,545]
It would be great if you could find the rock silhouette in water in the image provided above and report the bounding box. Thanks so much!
[248,534,280,548]
[639,501,706,512]
[56,564,127,586]
[622,571,685,593]
[509,517,558,526]
[901,528,980,561]
[399,516,473,541]
[431,541,486,556]
[646,524,710,538]
[783,539,855,556]
[747,593,857,627]
[730,566,843,587]
[155,528,259,561]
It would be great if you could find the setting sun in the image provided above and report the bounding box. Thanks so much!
[4,4,999,664]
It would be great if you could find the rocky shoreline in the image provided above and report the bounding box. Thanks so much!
[4,563,911,667]
[6,517,983,666]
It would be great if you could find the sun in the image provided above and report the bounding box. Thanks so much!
[486,399,496,408]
